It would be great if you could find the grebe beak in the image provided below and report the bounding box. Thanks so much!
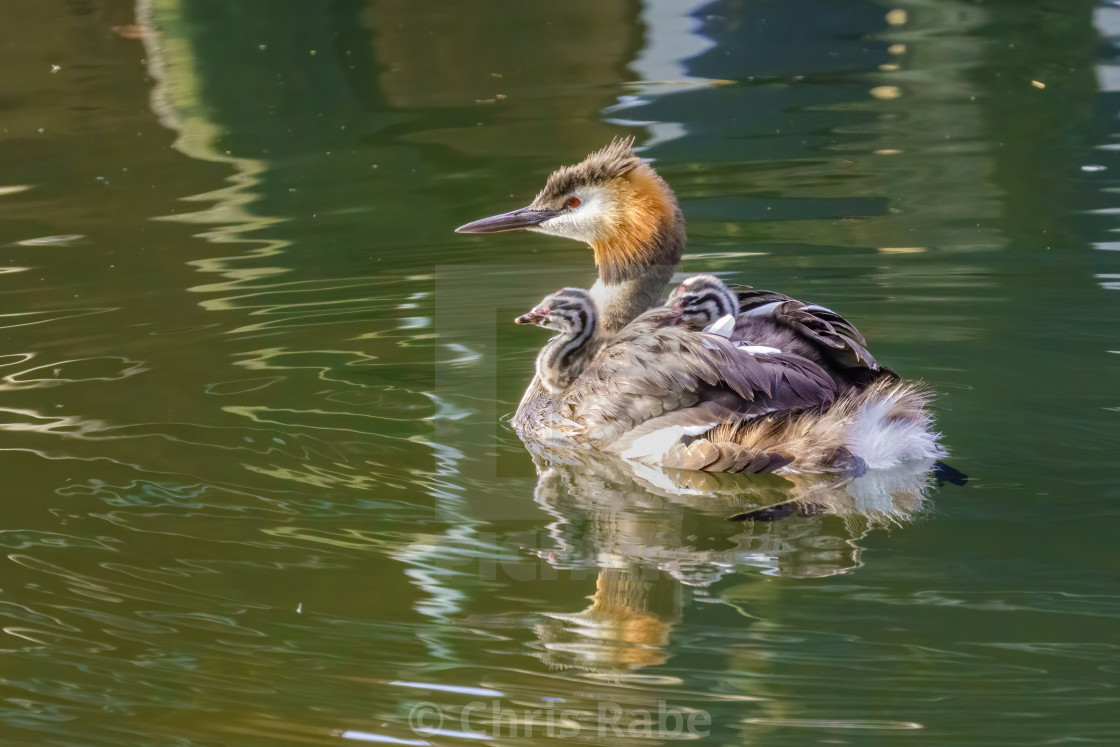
[456,206,560,233]
[514,309,548,325]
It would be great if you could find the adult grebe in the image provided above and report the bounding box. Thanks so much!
[458,139,943,472]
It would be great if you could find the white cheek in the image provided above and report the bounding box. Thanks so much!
[533,212,586,242]
[532,190,610,243]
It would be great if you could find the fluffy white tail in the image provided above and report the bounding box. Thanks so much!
[844,382,946,470]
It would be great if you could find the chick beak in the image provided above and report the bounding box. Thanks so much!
[651,308,682,328]
[514,308,547,325]
[456,206,560,234]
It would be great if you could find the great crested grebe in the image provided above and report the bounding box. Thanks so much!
[667,273,740,331]
[668,274,781,354]
[458,139,944,472]
[514,287,603,394]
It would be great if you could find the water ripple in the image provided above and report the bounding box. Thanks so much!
[0,307,115,330]
[2,357,147,390]
[14,234,86,246]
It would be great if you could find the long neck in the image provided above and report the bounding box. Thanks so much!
[589,167,686,331]
[591,210,684,331]
[536,319,599,393]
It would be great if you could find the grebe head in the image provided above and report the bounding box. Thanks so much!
[667,274,740,328]
[515,288,600,394]
[457,138,683,271]
[515,287,598,335]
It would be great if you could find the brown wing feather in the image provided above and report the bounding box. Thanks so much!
[732,287,884,384]
[560,315,838,450]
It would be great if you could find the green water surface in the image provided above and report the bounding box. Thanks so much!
[0,0,1117,744]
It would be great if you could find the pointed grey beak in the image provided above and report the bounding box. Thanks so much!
[514,308,548,325]
[456,206,560,234]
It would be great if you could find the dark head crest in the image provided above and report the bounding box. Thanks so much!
[533,136,643,205]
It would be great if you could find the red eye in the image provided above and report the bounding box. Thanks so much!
[566,197,581,208]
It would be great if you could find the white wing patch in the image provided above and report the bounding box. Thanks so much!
[619,422,717,462]
[703,313,737,338]
[736,344,782,355]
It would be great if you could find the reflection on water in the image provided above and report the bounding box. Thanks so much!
[533,449,933,578]
[0,0,1116,744]
[526,448,936,672]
